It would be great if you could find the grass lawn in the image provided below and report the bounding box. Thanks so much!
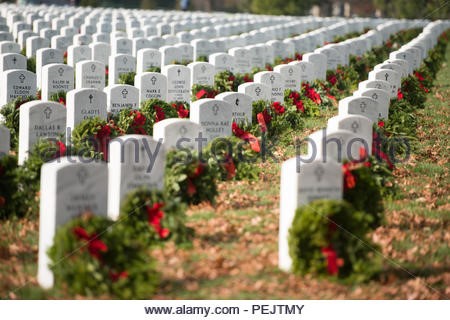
[1,45,449,300]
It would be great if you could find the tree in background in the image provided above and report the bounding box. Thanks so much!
[373,0,450,19]
[250,0,317,16]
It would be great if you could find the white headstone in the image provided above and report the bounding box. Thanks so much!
[36,48,63,89]
[104,84,139,115]
[38,157,108,288]
[279,157,343,271]
[161,64,190,103]
[108,135,166,219]
[354,88,390,119]
[209,52,234,74]
[338,96,380,122]
[190,98,232,143]
[215,92,252,125]
[41,63,74,101]
[308,128,367,162]
[188,61,215,86]
[238,82,271,102]
[66,88,107,130]
[108,54,135,85]
[0,69,36,106]
[160,45,182,66]
[0,53,26,73]
[288,60,316,84]
[254,71,284,103]
[18,101,66,165]
[135,72,167,104]
[26,36,49,58]
[327,115,373,154]
[153,118,204,150]
[229,47,251,74]
[0,41,20,54]
[67,45,91,68]
[303,52,327,81]
[76,60,105,90]
[89,42,111,66]
[111,37,132,56]
[274,64,300,91]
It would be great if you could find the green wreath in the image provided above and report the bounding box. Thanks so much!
[288,199,380,282]
[48,213,159,299]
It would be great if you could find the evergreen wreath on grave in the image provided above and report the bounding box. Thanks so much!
[164,150,218,205]
[15,138,67,217]
[191,84,218,101]
[399,75,427,109]
[140,99,179,133]
[118,71,136,86]
[0,95,37,150]
[214,70,236,92]
[120,188,193,246]
[214,71,252,92]
[325,66,359,99]
[0,155,20,219]
[71,117,124,161]
[284,89,320,117]
[48,213,159,299]
[379,99,417,140]
[288,199,381,282]
[49,91,67,106]
[349,52,379,82]
[251,99,304,139]
[117,108,152,135]
[203,136,260,181]
[306,81,337,108]
[341,148,385,229]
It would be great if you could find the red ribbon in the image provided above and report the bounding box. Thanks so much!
[196,89,207,100]
[146,203,170,239]
[397,89,404,100]
[321,245,343,276]
[73,227,108,260]
[232,122,261,153]
[257,110,272,133]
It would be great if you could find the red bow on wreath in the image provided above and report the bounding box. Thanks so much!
[146,203,170,239]
[232,122,261,153]
[73,227,108,260]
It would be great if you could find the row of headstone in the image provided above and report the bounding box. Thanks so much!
[277,19,449,272]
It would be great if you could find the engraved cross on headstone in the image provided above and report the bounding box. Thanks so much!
[212,104,219,116]
[43,107,52,119]
[314,165,325,182]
